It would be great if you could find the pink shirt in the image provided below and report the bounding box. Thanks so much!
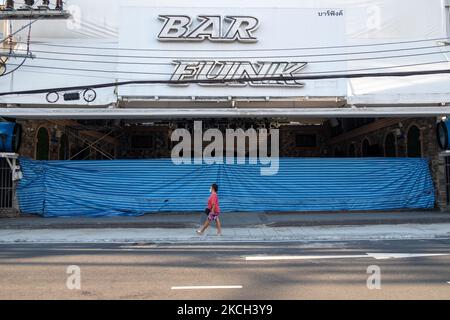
[207,193,220,215]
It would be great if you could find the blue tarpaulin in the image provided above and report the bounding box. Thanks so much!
[17,157,435,217]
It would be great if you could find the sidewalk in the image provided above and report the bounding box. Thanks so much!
[0,210,449,229]
[0,223,449,244]
[0,211,450,244]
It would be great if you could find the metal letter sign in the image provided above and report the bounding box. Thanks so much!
[158,14,309,87]
[170,60,308,87]
[158,15,259,42]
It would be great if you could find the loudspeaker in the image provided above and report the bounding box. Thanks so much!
[437,120,450,150]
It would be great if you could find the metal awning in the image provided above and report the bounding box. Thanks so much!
[0,106,448,119]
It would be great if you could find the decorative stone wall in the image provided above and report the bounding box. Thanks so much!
[326,117,447,211]
[279,125,328,157]
[17,120,62,160]
[117,126,172,159]
[17,120,116,160]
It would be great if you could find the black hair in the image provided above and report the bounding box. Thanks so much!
[211,183,218,192]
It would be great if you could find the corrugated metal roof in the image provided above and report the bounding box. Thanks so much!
[17,157,435,217]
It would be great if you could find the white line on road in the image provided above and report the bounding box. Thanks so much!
[367,253,449,260]
[246,255,368,261]
[245,253,450,261]
[171,285,243,290]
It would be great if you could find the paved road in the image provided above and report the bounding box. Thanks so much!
[0,239,449,299]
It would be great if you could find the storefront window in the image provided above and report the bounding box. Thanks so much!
[407,126,422,158]
[384,133,396,157]
[348,144,356,157]
[334,148,346,157]
[131,134,155,150]
[362,139,370,157]
[295,134,317,148]
[59,134,70,160]
[36,127,49,160]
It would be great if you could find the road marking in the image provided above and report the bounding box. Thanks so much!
[366,253,449,260]
[245,253,450,261]
[120,245,158,249]
[171,285,243,290]
[246,255,368,261]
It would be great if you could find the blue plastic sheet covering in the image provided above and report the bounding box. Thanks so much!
[17,157,435,217]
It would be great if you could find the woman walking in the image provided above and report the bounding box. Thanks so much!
[197,183,222,236]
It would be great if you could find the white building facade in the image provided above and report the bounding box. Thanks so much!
[0,0,450,113]
[1,0,450,214]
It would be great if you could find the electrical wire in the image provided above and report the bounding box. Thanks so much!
[5,59,450,77]
[23,48,450,69]
[3,10,450,92]
[6,34,450,76]
[15,41,449,59]
[0,17,41,45]
[1,17,33,77]
[1,56,27,76]
[13,44,450,67]
[1,68,450,97]
[12,45,450,61]
[19,36,450,52]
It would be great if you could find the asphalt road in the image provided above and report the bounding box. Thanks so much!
[0,239,449,300]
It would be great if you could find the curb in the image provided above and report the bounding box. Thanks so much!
[2,219,450,230]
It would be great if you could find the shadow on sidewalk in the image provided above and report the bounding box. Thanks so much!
[1,209,449,230]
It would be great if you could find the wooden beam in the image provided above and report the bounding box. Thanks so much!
[327,118,410,145]
[78,130,118,146]
[50,119,118,145]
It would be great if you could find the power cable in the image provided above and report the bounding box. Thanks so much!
[1,18,33,76]
[19,36,450,52]
[5,59,450,77]
[1,68,450,97]
[0,16,40,45]
[12,45,450,61]
[13,46,450,65]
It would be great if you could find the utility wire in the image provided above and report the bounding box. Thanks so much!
[5,46,450,76]
[12,45,450,61]
[13,43,450,64]
[1,68,450,97]
[5,59,450,77]
[0,17,41,45]
[1,18,34,76]
[1,56,27,76]
[21,47,450,68]
[18,60,447,82]
[19,36,450,52]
